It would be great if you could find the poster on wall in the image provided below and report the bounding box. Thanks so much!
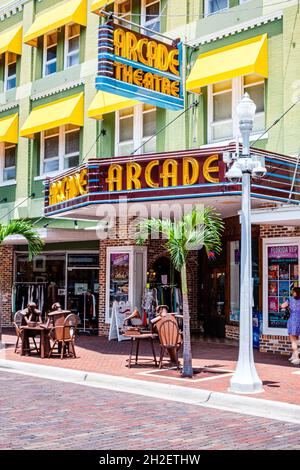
[267,245,298,328]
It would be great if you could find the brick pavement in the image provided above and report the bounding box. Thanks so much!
[0,370,300,450]
[2,330,300,406]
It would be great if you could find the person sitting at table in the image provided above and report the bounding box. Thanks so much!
[45,302,63,328]
[21,302,42,326]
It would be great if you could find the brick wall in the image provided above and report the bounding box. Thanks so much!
[98,219,199,336]
[0,245,14,327]
[225,324,239,341]
[260,334,291,355]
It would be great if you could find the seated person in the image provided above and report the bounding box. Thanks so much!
[45,302,63,328]
[21,302,42,326]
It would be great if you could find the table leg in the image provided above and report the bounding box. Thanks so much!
[40,331,45,359]
[21,330,29,356]
[135,338,140,365]
[128,338,134,369]
[150,338,158,367]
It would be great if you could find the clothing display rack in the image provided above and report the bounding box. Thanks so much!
[12,282,49,318]
[142,283,183,322]
[77,291,98,335]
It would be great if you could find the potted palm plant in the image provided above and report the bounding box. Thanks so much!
[0,220,44,348]
[137,207,224,378]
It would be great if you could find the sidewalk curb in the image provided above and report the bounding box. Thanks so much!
[0,358,299,424]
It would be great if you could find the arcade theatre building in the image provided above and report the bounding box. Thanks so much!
[0,0,300,355]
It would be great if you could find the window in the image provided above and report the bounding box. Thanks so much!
[141,0,160,35]
[114,0,132,24]
[210,80,233,142]
[208,74,265,143]
[243,74,265,134]
[41,125,80,175]
[65,24,80,68]
[5,53,17,91]
[116,104,156,156]
[205,0,229,15]
[43,31,57,76]
[1,144,16,182]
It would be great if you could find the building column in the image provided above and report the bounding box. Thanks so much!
[0,245,14,327]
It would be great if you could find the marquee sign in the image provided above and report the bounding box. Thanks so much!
[44,146,296,218]
[96,22,184,110]
[47,153,221,207]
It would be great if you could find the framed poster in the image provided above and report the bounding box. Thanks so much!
[263,240,299,334]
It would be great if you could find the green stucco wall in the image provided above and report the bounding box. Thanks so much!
[0,0,298,224]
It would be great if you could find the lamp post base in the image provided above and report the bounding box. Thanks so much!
[229,375,264,394]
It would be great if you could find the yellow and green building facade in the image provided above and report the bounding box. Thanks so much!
[1,0,300,354]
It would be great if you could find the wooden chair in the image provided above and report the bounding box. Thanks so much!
[156,317,182,370]
[13,311,39,354]
[48,313,78,359]
[13,311,24,353]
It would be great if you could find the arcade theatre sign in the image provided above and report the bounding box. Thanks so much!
[96,22,184,111]
[47,153,222,207]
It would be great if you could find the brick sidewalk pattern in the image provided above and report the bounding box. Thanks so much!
[2,331,300,406]
[1,371,300,450]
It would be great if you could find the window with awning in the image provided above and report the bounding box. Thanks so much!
[0,25,22,56]
[88,91,139,120]
[0,113,19,184]
[186,34,268,94]
[23,0,87,47]
[20,93,84,139]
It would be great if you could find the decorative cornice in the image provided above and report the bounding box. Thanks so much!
[0,101,19,113]
[0,0,27,21]
[31,80,84,102]
[187,10,283,48]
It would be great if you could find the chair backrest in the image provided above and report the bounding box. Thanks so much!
[13,311,24,330]
[53,315,66,341]
[63,314,78,341]
[157,317,180,349]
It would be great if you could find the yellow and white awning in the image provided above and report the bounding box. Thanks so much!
[0,25,22,56]
[88,91,138,119]
[0,114,18,144]
[91,0,114,15]
[186,34,268,93]
[20,93,84,138]
[24,0,87,47]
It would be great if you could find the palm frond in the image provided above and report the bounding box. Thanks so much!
[0,220,44,260]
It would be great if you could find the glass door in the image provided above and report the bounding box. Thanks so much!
[66,254,99,332]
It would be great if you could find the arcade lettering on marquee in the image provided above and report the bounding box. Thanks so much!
[48,155,220,206]
[49,168,88,206]
[105,155,219,191]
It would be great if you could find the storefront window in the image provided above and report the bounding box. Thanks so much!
[14,252,99,332]
[267,245,298,329]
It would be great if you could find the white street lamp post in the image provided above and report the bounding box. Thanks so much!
[226,93,265,394]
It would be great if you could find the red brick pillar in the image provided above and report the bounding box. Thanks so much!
[0,245,14,327]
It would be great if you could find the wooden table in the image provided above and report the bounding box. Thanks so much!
[125,332,158,368]
[21,326,50,359]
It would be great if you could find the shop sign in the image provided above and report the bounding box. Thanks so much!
[105,154,219,192]
[47,154,221,207]
[48,168,88,206]
[96,22,184,110]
